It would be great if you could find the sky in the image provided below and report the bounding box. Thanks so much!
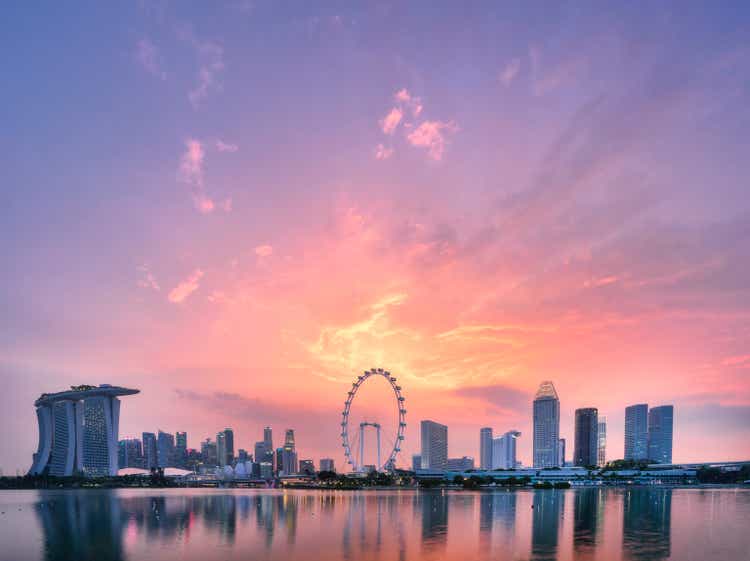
[1,1,750,474]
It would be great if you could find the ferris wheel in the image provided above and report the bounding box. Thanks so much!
[341,368,406,472]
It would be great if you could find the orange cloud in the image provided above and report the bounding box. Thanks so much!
[379,107,403,135]
[374,143,394,160]
[406,120,458,160]
[168,269,204,303]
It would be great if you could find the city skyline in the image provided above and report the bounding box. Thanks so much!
[3,2,750,474]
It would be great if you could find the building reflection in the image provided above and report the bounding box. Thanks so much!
[531,490,564,561]
[420,491,449,551]
[479,491,517,550]
[35,491,126,561]
[573,488,603,552]
[622,488,672,561]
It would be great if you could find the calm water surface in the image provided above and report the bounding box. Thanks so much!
[0,487,748,561]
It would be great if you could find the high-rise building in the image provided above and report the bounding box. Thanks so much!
[492,430,521,469]
[412,454,422,471]
[29,385,140,477]
[479,427,493,470]
[558,438,566,467]
[299,459,315,475]
[118,438,143,469]
[420,420,448,470]
[624,404,649,461]
[573,408,598,467]
[263,426,273,452]
[259,462,273,479]
[175,431,187,468]
[201,438,218,466]
[142,432,157,469]
[648,405,674,464]
[446,456,475,471]
[157,431,174,468]
[275,447,283,475]
[319,458,335,472]
[223,428,234,466]
[216,432,226,467]
[597,417,607,466]
[238,449,249,463]
[533,381,560,468]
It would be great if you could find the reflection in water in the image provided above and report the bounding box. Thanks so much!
[531,490,564,561]
[18,487,745,561]
[623,488,672,561]
[573,488,603,552]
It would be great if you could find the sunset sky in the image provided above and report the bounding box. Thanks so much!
[2,1,750,473]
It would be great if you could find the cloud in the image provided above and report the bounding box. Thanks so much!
[135,38,166,80]
[178,139,233,214]
[136,265,160,291]
[178,27,225,108]
[722,354,750,368]
[374,143,393,160]
[215,140,238,152]
[394,88,423,116]
[454,383,532,415]
[499,58,520,87]
[255,244,273,257]
[379,107,403,135]
[168,269,204,303]
[583,275,619,288]
[406,120,458,160]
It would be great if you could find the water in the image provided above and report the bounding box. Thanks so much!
[0,487,748,561]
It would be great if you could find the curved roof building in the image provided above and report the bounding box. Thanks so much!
[29,384,139,477]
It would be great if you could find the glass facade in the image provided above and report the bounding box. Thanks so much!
[533,382,560,468]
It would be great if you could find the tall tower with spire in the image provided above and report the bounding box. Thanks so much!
[533,381,560,468]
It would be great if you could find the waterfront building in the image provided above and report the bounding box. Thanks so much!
[625,404,649,461]
[117,438,143,469]
[533,381,560,468]
[142,432,157,469]
[648,405,674,464]
[598,418,607,466]
[492,430,521,469]
[201,438,217,466]
[446,456,475,471]
[559,438,566,467]
[259,461,273,479]
[479,427,493,470]
[175,431,187,467]
[216,432,226,467]
[420,420,448,470]
[319,458,335,472]
[29,384,140,477]
[223,428,235,466]
[263,426,273,452]
[299,459,315,475]
[157,431,174,468]
[574,408,598,467]
[412,454,422,471]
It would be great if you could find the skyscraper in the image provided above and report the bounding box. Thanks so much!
[142,432,157,469]
[412,454,422,471]
[281,429,298,474]
[479,427,493,470]
[558,438,566,467]
[319,458,335,472]
[573,408,598,467]
[157,431,174,468]
[533,381,560,468]
[175,431,187,468]
[624,403,649,461]
[492,430,521,469]
[201,438,217,466]
[264,426,273,451]
[597,417,607,466]
[648,405,674,464]
[223,428,235,466]
[216,432,226,467]
[29,385,139,477]
[420,420,448,469]
[117,438,143,469]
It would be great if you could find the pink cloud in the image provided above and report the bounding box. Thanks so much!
[406,120,458,160]
[178,27,225,108]
[215,140,238,152]
[374,143,394,160]
[178,139,232,214]
[135,38,166,80]
[393,88,423,116]
[168,269,204,303]
[722,354,750,367]
[583,275,619,288]
[255,245,273,257]
[136,265,160,291]
[379,107,403,135]
[500,58,520,86]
